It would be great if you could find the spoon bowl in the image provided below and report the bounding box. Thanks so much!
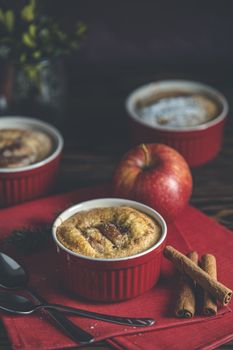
[0,253,28,289]
[0,291,33,314]
[0,252,95,344]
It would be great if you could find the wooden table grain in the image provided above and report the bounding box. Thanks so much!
[0,64,233,349]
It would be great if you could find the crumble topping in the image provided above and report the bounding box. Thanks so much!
[56,206,161,258]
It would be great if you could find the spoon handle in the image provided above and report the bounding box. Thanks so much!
[44,304,155,327]
[26,287,94,344]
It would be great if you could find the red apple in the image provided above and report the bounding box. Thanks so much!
[113,143,192,222]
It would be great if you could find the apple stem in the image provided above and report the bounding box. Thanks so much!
[140,144,150,168]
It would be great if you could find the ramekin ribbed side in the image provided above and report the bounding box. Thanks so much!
[55,240,165,302]
[52,198,167,302]
[0,155,61,207]
[0,116,63,207]
[126,80,228,167]
[129,117,225,167]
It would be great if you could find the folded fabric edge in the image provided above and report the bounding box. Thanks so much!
[198,332,233,350]
[2,307,230,350]
[106,309,231,350]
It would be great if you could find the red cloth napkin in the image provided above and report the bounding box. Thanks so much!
[108,205,233,350]
[0,184,231,350]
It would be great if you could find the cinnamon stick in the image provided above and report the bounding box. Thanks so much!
[164,246,232,306]
[175,251,198,318]
[201,254,218,315]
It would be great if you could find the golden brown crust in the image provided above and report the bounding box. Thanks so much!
[56,206,161,258]
[194,95,219,122]
[0,129,53,168]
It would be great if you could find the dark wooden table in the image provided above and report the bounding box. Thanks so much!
[0,63,233,349]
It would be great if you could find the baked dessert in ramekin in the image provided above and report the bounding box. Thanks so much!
[126,80,228,167]
[52,198,167,302]
[0,116,63,207]
[56,206,162,259]
[0,128,53,168]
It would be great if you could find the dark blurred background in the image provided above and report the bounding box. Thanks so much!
[51,0,233,68]
[45,1,230,65]
[50,0,233,149]
[1,0,233,153]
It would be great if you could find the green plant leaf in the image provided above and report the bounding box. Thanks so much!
[39,28,50,40]
[23,64,40,82]
[22,32,36,47]
[32,50,41,59]
[76,22,87,36]
[57,30,66,41]
[0,45,11,59]
[70,41,79,50]
[20,53,27,63]
[5,10,14,32]
[29,24,37,37]
[0,9,5,24]
[0,2,87,64]
[21,0,36,22]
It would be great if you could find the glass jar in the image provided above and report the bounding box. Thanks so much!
[0,59,66,127]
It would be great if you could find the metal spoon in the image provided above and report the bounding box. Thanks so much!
[0,290,155,327]
[0,252,94,344]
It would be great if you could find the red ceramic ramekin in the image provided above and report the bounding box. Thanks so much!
[0,116,63,207]
[126,80,229,167]
[52,198,167,302]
